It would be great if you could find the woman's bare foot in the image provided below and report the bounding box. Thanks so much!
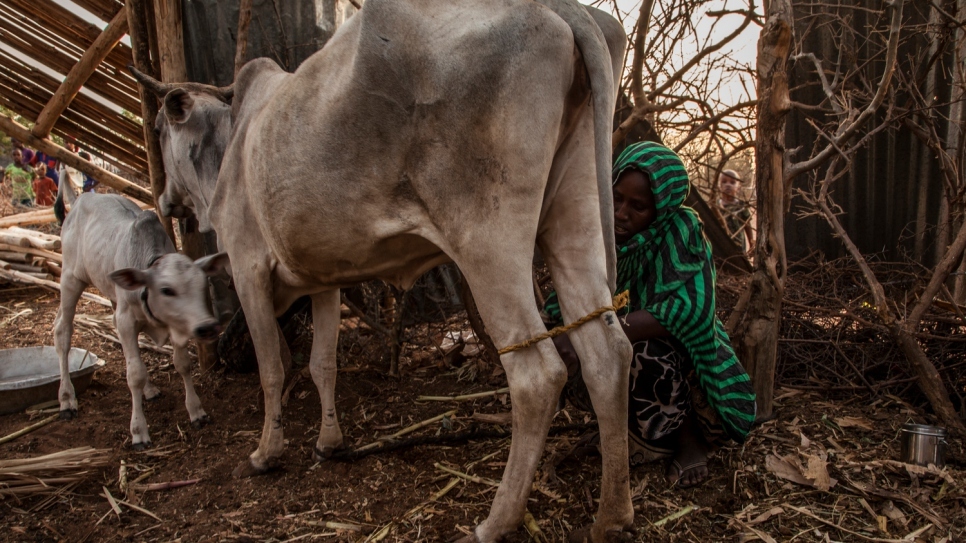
[666,413,709,488]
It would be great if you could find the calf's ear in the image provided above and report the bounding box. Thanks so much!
[196,252,230,276]
[109,268,149,290]
[163,88,195,124]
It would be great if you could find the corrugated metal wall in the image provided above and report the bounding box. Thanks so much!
[784,1,952,266]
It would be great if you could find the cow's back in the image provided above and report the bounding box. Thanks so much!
[214,0,580,286]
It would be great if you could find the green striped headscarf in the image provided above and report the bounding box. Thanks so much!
[546,141,757,441]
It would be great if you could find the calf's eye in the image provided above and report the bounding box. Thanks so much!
[160,287,176,297]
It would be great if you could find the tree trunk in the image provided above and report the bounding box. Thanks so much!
[126,0,176,243]
[728,0,792,421]
[152,0,222,370]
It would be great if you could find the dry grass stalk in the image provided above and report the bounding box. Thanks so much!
[0,447,109,497]
[0,414,59,445]
[434,462,499,487]
[353,409,457,454]
[132,478,200,492]
[417,388,509,402]
[366,477,461,542]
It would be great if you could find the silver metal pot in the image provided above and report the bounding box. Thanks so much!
[900,423,947,467]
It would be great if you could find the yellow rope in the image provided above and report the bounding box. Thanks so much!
[497,291,630,355]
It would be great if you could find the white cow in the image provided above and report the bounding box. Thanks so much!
[55,193,228,449]
[132,1,632,540]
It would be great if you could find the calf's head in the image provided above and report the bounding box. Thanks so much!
[129,66,233,233]
[109,253,231,347]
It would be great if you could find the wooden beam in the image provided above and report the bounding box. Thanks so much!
[32,6,129,139]
[72,0,126,23]
[154,0,218,371]
[0,73,147,172]
[0,77,145,171]
[4,0,136,80]
[235,0,253,77]
[127,0,176,242]
[0,14,140,113]
[0,114,153,204]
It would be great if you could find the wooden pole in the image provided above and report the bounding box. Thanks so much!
[153,0,218,371]
[31,6,129,139]
[234,0,253,78]
[726,0,793,421]
[126,0,176,243]
[0,114,153,204]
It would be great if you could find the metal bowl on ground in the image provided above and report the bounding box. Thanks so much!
[900,423,948,468]
[0,347,104,415]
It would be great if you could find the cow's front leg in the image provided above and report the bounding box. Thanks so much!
[173,343,209,427]
[54,273,84,419]
[231,269,286,477]
[116,314,152,449]
[309,289,344,459]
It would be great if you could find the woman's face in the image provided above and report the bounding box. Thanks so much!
[613,169,657,245]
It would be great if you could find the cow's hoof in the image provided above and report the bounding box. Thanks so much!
[232,458,278,479]
[568,526,636,543]
[311,444,344,463]
[191,414,212,429]
[132,441,152,451]
[59,409,77,421]
[144,390,162,402]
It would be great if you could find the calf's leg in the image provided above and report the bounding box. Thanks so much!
[54,273,85,418]
[308,289,344,459]
[116,313,152,448]
[173,344,209,427]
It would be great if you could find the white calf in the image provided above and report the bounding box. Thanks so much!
[54,193,228,448]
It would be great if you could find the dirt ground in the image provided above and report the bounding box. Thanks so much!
[1,281,965,543]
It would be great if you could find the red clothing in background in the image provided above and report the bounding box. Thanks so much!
[33,175,58,206]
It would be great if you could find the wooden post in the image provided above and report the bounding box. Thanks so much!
[151,0,219,371]
[31,7,129,139]
[126,0,177,243]
[726,0,793,421]
[235,0,253,78]
[0,115,153,204]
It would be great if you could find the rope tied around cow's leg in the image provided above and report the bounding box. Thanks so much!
[496,290,630,355]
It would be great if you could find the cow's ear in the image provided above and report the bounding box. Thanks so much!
[163,88,194,124]
[110,268,149,290]
[195,252,230,276]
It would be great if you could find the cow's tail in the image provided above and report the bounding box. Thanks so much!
[54,171,79,224]
[544,0,624,291]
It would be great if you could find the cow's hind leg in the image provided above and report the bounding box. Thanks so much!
[173,344,209,427]
[230,267,287,477]
[455,255,568,542]
[308,289,344,459]
[539,162,634,542]
[116,312,152,449]
[54,273,84,419]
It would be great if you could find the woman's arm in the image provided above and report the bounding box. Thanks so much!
[552,309,669,372]
[619,309,670,343]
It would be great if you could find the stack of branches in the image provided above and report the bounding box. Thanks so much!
[0,226,63,282]
[0,446,109,498]
[775,255,965,414]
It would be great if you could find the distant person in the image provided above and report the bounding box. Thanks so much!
[4,147,35,207]
[79,151,99,193]
[11,139,34,167]
[717,169,754,252]
[33,163,58,207]
[31,150,60,187]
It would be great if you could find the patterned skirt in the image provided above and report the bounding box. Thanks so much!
[564,336,725,465]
